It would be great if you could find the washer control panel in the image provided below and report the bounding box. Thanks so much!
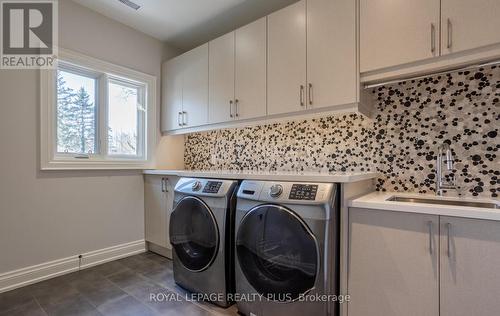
[202,181,223,194]
[237,180,334,204]
[289,184,318,200]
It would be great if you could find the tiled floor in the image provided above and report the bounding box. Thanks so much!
[0,252,239,316]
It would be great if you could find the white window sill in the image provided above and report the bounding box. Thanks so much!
[41,159,152,170]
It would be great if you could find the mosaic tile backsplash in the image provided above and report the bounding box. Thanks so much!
[184,66,500,198]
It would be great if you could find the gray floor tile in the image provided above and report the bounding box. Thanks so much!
[87,261,129,278]
[0,298,46,316]
[37,294,99,316]
[97,295,154,316]
[120,279,165,301]
[30,282,80,310]
[106,270,148,290]
[0,287,34,314]
[140,266,175,289]
[75,278,128,308]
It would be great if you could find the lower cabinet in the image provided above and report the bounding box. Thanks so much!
[348,208,439,316]
[144,175,178,258]
[348,208,500,316]
[440,216,500,316]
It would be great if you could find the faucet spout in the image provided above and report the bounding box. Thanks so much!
[436,143,456,196]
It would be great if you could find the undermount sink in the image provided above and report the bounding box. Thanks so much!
[387,196,499,209]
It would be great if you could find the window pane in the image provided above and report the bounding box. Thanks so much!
[108,81,140,156]
[56,70,97,154]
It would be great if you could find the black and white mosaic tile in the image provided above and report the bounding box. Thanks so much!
[184,66,500,198]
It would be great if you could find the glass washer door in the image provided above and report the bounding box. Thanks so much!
[236,204,319,301]
[169,196,219,272]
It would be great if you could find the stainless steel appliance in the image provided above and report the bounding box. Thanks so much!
[235,180,339,316]
[170,177,238,307]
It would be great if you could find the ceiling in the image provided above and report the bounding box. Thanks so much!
[73,0,299,51]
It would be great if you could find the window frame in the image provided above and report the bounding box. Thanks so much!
[40,48,157,170]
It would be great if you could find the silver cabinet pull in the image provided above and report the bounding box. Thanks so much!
[161,177,166,192]
[177,112,182,126]
[182,111,187,126]
[164,178,169,193]
[308,83,313,106]
[447,18,452,49]
[430,23,436,54]
[446,223,452,257]
[300,85,305,107]
[235,99,239,117]
[229,100,234,118]
[427,221,433,254]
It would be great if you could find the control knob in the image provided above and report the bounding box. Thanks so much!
[269,184,283,198]
[192,181,202,191]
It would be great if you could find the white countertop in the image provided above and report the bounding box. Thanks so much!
[143,169,379,183]
[349,191,500,221]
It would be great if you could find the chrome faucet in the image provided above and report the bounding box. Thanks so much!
[436,143,456,196]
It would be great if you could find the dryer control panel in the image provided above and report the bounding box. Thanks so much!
[237,180,334,204]
[203,181,223,193]
[175,178,237,198]
[289,184,318,200]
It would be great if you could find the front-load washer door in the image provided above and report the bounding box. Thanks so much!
[236,204,319,301]
[170,196,219,272]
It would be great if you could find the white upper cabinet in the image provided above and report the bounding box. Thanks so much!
[360,0,440,72]
[267,0,307,116]
[181,44,209,128]
[234,17,267,120]
[307,0,357,109]
[441,0,500,55]
[162,57,183,131]
[209,32,235,124]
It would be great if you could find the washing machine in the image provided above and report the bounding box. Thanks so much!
[169,177,238,307]
[235,180,339,316]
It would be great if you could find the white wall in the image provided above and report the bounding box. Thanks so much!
[0,0,179,274]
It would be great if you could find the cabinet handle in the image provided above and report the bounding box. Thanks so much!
[229,100,234,118]
[427,221,433,254]
[446,223,452,258]
[447,18,452,49]
[164,178,169,193]
[161,178,165,192]
[235,99,239,117]
[300,85,305,107]
[430,23,436,54]
[308,83,313,106]
[177,112,182,126]
[182,111,187,126]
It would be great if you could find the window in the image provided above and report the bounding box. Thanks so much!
[41,49,156,170]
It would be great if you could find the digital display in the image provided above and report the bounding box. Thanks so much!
[289,184,318,200]
[203,181,222,193]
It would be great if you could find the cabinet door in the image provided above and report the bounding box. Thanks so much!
[348,208,439,316]
[440,216,500,316]
[182,43,209,127]
[441,0,500,55]
[209,32,235,124]
[360,0,440,72]
[161,57,183,131]
[235,17,267,120]
[307,0,357,109]
[267,0,307,116]
[144,176,167,247]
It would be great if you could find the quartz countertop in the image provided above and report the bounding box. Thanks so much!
[143,169,378,183]
[349,191,500,221]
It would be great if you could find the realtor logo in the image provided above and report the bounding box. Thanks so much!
[1,0,58,69]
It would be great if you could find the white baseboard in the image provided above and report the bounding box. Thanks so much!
[0,240,145,294]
